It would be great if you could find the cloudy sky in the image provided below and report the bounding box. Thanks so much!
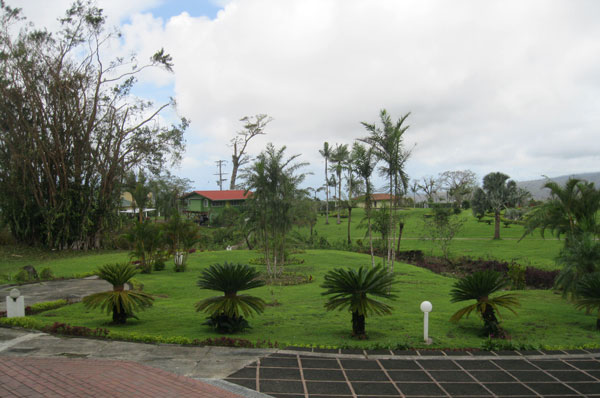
[14,0,600,192]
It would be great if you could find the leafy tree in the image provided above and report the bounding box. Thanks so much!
[409,179,420,208]
[422,207,465,262]
[360,110,411,271]
[353,143,377,267]
[418,176,439,204]
[125,221,164,273]
[229,114,271,190]
[126,171,153,223]
[0,2,186,249]
[573,272,600,330]
[471,172,527,240]
[242,143,308,278]
[82,263,154,324]
[163,213,202,272]
[329,143,349,225]
[450,270,519,337]
[438,170,477,207]
[195,262,266,333]
[319,142,332,225]
[554,233,600,297]
[321,265,397,338]
[150,172,192,221]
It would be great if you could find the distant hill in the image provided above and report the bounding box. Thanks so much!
[516,172,600,200]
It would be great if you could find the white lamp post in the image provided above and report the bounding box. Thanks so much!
[7,288,25,318]
[420,300,433,345]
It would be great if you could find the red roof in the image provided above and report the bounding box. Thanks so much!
[353,193,398,201]
[186,190,252,201]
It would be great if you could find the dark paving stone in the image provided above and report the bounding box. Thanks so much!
[261,358,299,368]
[392,349,418,355]
[418,359,460,370]
[387,370,432,382]
[540,349,567,355]
[567,382,600,394]
[246,361,258,367]
[567,360,600,370]
[563,349,588,355]
[227,367,256,379]
[471,350,495,356]
[270,353,297,358]
[226,378,256,390]
[530,360,575,370]
[260,380,304,394]
[440,382,492,396]
[483,382,537,396]
[285,346,312,352]
[428,370,474,382]
[525,382,579,395]
[301,358,340,369]
[586,348,600,353]
[417,350,445,356]
[379,359,420,370]
[365,349,392,356]
[305,381,352,395]
[339,359,381,369]
[345,370,389,381]
[468,370,516,382]
[313,348,339,354]
[587,370,600,379]
[267,394,305,398]
[493,360,537,370]
[352,381,399,396]
[508,370,555,382]
[456,360,500,370]
[396,382,446,396]
[260,367,301,380]
[340,348,364,355]
[493,350,519,356]
[308,396,352,398]
[444,350,472,356]
[302,369,346,381]
[519,350,543,356]
[549,370,596,382]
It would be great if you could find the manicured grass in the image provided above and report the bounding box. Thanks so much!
[24,250,599,349]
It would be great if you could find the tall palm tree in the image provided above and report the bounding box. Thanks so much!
[195,262,266,333]
[321,265,396,337]
[573,273,600,330]
[555,233,600,297]
[319,142,332,225]
[353,143,377,267]
[82,263,154,324]
[329,144,349,225]
[450,270,520,337]
[360,110,411,271]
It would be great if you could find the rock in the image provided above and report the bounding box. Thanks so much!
[22,265,38,280]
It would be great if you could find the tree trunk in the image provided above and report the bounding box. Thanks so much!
[351,311,366,337]
[325,159,329,225]
[112,301,127,324]
[230,152,240,190]
[494,210,501,240]
[368,214,375,268]
[347,207,352,245]
[337,175,342,224]
[396,222,404,252]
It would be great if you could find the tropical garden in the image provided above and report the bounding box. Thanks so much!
[1,2,600,351]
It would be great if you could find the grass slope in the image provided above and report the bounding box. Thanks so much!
[23,250,598,349]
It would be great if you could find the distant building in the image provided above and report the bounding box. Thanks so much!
[180,190,252,223]
[353,193,400,208]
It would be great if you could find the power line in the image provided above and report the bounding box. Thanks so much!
[214,160,227,191]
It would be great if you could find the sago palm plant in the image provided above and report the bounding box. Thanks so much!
[573,272,600,331]
[321,265,397,338]
[450,270,519,337]
[82,263,154,324]
[195,262,266,333]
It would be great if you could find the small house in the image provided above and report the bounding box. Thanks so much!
[180,190,251,223]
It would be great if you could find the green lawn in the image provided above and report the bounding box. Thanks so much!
[15,249,598,350]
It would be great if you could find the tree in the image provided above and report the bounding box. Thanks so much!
[0,2,186,249]
[471,172,525,240]
[573,272,600,331]
[450,270,520,337]
[195,262,266,333]
[422,207,465,262]
[353,143,377,267]
[418,176,439,204]
[126,171,152,223]
[409,180,420,208]
[229,114,271,190]
[554,233,600,297]
[438,170,477,207]
[319,142,332,225]
[329,144,349,225]
[321,265,396,338]
[360,110,411,271]
[150,172,192,221]
[242,143,308,278]
[82,263,154,324]
[163,213,202,272]
[125,221,164,273]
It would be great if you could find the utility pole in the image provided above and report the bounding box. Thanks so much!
[215,160,227,191]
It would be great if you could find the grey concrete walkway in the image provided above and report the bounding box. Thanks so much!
[0,277,111,311]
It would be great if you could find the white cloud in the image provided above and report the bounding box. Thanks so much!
[12,0,600,190]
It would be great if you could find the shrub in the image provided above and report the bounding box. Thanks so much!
[13,269,31,283]
[39,267,54,281]
[153,257,166,271]
[507,263,526,290]
[43,322,110,337]
[524,267,558,289]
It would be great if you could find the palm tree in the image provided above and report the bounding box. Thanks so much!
[353,143,377,267]
[555,233,600,297]
[82,263,154,324]
[450,270,520,337]
[195,262,266,333]
[360,110,411,271]
[163,213,202,272]
[319,142,332,225]
[321,265,397,338]
[573,273,600,330]
[329,144,349,225]
[125,220,164,273]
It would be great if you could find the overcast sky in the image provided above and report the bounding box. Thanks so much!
[14,0,600,193]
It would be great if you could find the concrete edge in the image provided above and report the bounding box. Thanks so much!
[197,378,274,398]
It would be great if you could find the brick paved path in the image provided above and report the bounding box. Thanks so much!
[226,352,600,397]
[0,357,243,398]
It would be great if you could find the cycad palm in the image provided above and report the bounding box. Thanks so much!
[82,263,154,324]
[195,262,266,333]
[321,265,396,337]
[573,272,600,331]
[450,270,519,337]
